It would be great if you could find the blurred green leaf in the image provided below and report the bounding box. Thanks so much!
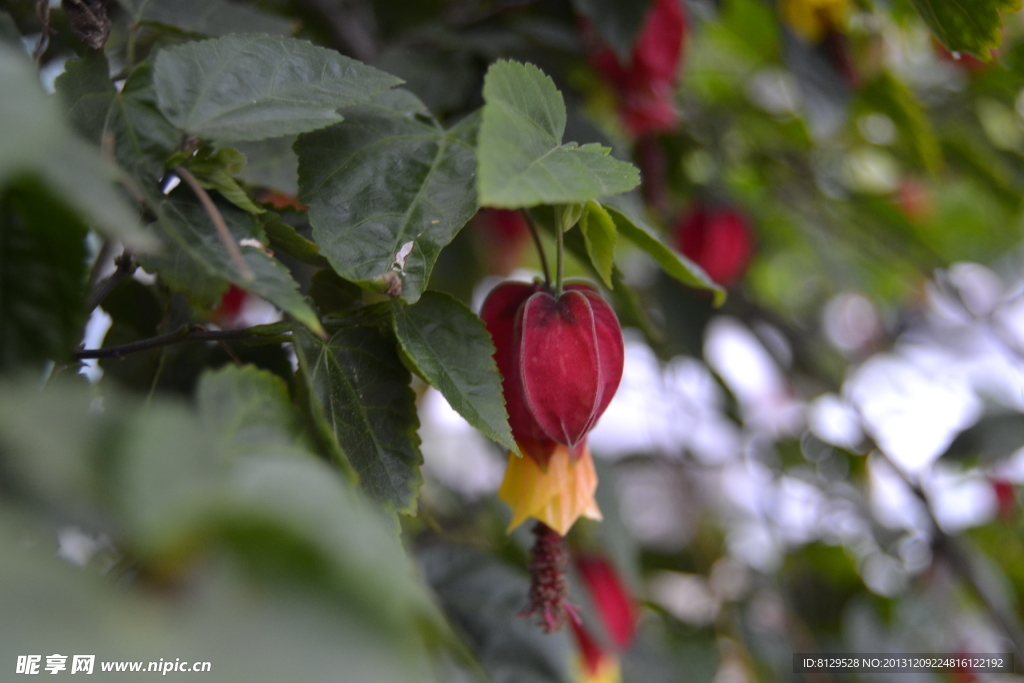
[944,412,1024,462]
[0,507,434,683]
[294,324,423,514]
[477,60,640,208]
[857,72,942,175]
[0,45,153,250]
[0,10,18,47]
[153,35,402,143]
[909,0,1020,58]
[420,544,573,683]
[296,91,479,304]
[390,291,516,453]
[0,179,88,373]
[197,365,304,455]
[0,43,62,185]
[708,0,780,63]
[57,53,178,181]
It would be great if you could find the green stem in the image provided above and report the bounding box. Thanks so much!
[555,218,565,297]
[522,210,551,287]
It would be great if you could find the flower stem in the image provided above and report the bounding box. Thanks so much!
[522,210,551,288]
[555,217,565,298]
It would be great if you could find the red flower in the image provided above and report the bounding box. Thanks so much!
[569,554,638,681]
[588,0,688,136]
[674,204,755,288]
[481,281,624,459]
[481,280,624,535]
[575,555,637,648]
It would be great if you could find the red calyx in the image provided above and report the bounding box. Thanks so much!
[481,281,625,460]
[673,204,755,288]
[587,0,688,136]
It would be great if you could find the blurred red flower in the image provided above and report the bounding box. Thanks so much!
[674,203,755,287]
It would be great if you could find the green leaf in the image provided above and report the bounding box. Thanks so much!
[197,365,303,455]
[556,202,586,232]
[578,200,617,288]
[308,269,364,316]
[390,292,516,453]
[234,136,299,196]
[57,53,179,181]
[857,72,942,175]
[185,146,266,214]
[570,0,652,60]
[153,35,403,142]
[35,137,156,251]
[296,90,479,304]
[602,196,725,304]
[120,0,296,37]
[0,179,88,373]
[261,213,329,268]
[144,192,323,333]
[909,0,1020,58]
[294,324,422,513]
[476,60,640,208]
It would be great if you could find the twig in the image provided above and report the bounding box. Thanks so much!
[33,0,52,66]
[86,251,136,311]
[174,167,254,282]
[75,325,288,360]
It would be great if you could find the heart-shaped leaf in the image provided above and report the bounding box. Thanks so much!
[296,90,479,303]
[476,60,640,208]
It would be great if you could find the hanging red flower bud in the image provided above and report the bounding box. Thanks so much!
[673,204,755,288]
[481,280,624,535]
[482,281,625,456]
[587,0,688,136]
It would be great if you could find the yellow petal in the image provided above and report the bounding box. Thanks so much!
[498,443,602,536]
[575,655,621,683]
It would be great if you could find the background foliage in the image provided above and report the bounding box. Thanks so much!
[4,0,1024,680]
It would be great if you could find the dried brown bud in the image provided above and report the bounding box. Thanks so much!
[64,0,111,51]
